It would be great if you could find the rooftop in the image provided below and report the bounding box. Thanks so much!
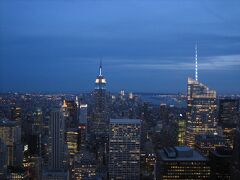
[110,119,141,124]
[195,134,225,142]
[0,118,17,126]
[210,146,233,157]
[159,146,207,161]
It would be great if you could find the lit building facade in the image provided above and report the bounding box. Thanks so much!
[186,77,217,147]
[109,119,141,180]
[8,169,25,180]
[0,118,22,167]
[62,100,78,128]
[72,150,97,179]
[62,100,80,166]
[195,134,225,156]
[218,99,239,148]
[157,146,210,180]
[65,128,78,159]
[23,156,42,180]
[177,114,186,146]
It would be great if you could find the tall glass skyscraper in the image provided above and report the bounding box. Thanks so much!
[109,119,141,180]
[186,77,217,147]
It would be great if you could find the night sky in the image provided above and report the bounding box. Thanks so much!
[0,0,240,93]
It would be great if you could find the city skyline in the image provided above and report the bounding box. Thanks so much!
[1,0,240,93]
[0,0,240,179]
[0,58,238,94]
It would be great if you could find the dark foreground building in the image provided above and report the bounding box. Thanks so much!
[209,146,232,180]
[157,146,210,180]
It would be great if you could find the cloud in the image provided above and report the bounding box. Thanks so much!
[115,55,240,70]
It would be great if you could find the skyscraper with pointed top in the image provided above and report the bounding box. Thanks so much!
[90,61,108,139]
[186,44,217,147]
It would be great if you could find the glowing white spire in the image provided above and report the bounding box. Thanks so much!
[99,59,102,76]
[195,43,198,81]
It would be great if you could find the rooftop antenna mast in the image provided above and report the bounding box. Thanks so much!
[195,43,198,81]
[99,58,102,76]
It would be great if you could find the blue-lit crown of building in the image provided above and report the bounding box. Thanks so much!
[95,63,106,90]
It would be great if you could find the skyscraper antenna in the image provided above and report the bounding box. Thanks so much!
[99,58,102,76]
[195,43,198,81]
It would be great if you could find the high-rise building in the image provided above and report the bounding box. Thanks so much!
[129,92,134,100]
[78,104,88,149]
[219,99,239,148]
[78,124,87,150]
[209,146,232,180]
[65,128,78,159]
[157,146,211,180]
[231,127,240,179]
[109,119,141,180]
[72,150,97,179]
[90,62,108,138]
[33,108,43,134]
[8,168,25,180]
[79,104,88,125]
[61,100,79,165]
[186,45,217,147]
[29,108,43,156]
[0,139,7,178]
[23,156,42,180]
[48,109,66,170]
[11,106,22,122]
[195,134,225,156]
[177,114,186,146]
[62,100,78,128]
[0,118,22,167]
[186,77,217,147]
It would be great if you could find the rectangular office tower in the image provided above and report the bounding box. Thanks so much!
[157,146,210,180]
[186,77,217,147]
[49,109,66,170]
[0,118,22,168]
[109,119,141,180]
[219,99,239,148]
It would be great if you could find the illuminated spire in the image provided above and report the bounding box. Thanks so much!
[99,59,102,76]
[195,43,198,81]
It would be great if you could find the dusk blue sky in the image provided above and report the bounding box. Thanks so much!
[0,0,240,93]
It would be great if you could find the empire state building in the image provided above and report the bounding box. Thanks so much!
[90,61,108,139]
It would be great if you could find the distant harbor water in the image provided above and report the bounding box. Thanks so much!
[140,94,187,108]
